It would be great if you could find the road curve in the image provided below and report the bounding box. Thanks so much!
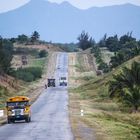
[0,52,73,140]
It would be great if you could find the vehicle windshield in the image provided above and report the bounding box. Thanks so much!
[61,77,66,80]
[7,101,29,107]
[48,79,55,82]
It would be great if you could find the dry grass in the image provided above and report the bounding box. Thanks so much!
[69,55,140,140]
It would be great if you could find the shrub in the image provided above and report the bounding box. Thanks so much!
[38,50,48,58]
[11,67,42,82]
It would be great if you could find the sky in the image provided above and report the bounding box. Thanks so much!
[0,0,140,13]
[49,0,140,9]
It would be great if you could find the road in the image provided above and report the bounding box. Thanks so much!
[0,52,73,140]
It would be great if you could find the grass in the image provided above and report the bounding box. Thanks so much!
[100,47,114,64]
[29,57,47,68]
[70,55,140,140]
[0,55,48,110]
[75,53,89,72]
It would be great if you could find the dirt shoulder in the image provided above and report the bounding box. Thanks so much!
[68,52,99,140]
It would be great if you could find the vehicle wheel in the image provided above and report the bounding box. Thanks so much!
[7,118,11,124]
[12,119,15,123]
[29,117,31,122]
[25,117,30,123]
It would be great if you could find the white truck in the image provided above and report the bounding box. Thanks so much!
[59,77,67,86]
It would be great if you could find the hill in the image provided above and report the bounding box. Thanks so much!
[0,0,140,42]
[69,55,140,139]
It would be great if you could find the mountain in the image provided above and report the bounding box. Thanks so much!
[0,0,140,43]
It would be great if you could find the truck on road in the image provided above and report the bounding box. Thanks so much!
[48,79,56,87]
[59,77,67,86]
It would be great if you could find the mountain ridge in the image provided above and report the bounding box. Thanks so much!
[0,0,140,43]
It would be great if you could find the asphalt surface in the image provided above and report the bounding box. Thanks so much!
[0,52,73,140]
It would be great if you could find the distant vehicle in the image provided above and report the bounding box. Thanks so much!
[48,79,55,87]
[57,66,61,69]
[59,77,67,86]
[6,96,31,123]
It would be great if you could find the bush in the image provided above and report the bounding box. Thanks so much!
[98,62,110,73]
[26,67,42,78]
[11,67,42,82]
[15,71,34,82]
[38,50,48,58]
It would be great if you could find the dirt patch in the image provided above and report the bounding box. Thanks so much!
[78,122,96,140]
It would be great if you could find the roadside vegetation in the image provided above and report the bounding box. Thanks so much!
[71,56,140,140]
[69,32,140,140]
[0,32,49,109]
[77,31,140,73]
[53,43,78,52]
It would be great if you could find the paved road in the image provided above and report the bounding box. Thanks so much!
[0,52,73,140]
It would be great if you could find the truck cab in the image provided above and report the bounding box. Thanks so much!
[48,79,55,87]
[6,96,31,123]
[59,77,67,86]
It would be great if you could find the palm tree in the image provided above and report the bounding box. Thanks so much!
[108,61,140,112]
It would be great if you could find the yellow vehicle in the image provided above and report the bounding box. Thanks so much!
[6,96,31,123]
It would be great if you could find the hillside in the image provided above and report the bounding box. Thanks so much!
[0,43,60,109]
[69,55,140,140]
[0,0,140,42]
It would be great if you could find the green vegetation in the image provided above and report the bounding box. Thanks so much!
[91,41,110,73]
[77,31,94,50]
[0,37,13,74]
[72,56,140,139]
[38,50,48,58]
[10,67,42,82]
[14,47,39,57]
[100,33,140,69]
[77,32,140,74]
[10,56,47,82]
[29,58,47,68]
[0,34,49,109]
[10,31,40,45]
[0,86,10,108]
[31,31,40,44]
[16,34,28,44]
[53,43,78,52]
[108,61,140,112]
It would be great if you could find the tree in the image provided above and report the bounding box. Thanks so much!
[120,33,136,45]
[0,38,13,74]
[98,34,107,48]
[106,35,119,51]
[98,62,110,73]
[108,61,140,112]
[77,31,94,50]
[31,31,40,44]
[110,51,126,68]
[17,34,28,44]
